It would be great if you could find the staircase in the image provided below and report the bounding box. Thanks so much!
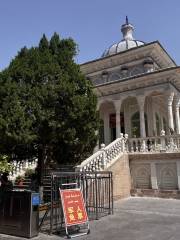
[77,132,180,172]
[14,176,32,189]
[9,158,38,181]
[76,134,128,172]
[10,132,180,202]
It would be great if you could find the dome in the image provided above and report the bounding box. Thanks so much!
[102,40,145,57]
[102,17,145,58]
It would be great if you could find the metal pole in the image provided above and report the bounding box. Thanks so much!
[111,172,114,215]
[50,174,53,235]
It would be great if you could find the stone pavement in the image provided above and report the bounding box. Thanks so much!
[1,197,180,240]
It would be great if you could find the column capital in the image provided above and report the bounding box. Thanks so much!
[137,95,145,110]
[113,100,122,112]
[174,94,180,107]
[137,95,145,104]
[166,91,174,106]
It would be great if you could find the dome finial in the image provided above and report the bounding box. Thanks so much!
[126,16,129,25]
[121,17,134,40]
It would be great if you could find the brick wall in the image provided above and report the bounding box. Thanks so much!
[106,153,131,200]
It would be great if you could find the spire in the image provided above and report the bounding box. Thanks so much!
[121,16,134,40]
[126,16,129,25]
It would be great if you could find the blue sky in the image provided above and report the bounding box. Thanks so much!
[0,0,180,69]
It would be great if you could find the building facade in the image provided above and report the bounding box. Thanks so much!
[80,17,180,146]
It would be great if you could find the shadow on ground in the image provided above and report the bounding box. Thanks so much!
[1,197,180,240]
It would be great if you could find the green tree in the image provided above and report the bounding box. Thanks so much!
[0,155,12,173]
[0,33,99,181]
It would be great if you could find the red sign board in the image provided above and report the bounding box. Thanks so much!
[60,188,88,226]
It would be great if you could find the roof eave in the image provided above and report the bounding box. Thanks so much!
[94,66,180,89]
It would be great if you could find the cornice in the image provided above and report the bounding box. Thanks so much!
[94,67,180,98]
[129,152,180,161]
[95,66,180,89]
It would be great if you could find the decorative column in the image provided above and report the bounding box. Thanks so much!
[104,113,110,145]
[176,161,180,190]
[114,100,122,138]
[167,91,174,134]
[137,96,146,138]
[174,95,180,134]
[160,116,164,131]
[150,162,158,189]
[93,130,99,153]
[95,100,102,151]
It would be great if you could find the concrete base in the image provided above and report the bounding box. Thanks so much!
[131,188,180,199]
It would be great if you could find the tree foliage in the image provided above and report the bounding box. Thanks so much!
[0,155,12,173]
[0,33,99,166]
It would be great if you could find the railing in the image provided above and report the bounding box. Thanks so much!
[78,132,180,173]
[9,158,38,181]
[43,165,75,177]
[127,134,180,153]
[47,171,113,234]
[77,134,128,172]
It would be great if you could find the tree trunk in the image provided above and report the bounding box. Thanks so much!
[37,144,46,186]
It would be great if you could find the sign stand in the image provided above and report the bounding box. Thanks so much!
[59,183,90,239]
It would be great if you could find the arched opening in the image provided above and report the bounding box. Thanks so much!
[145,90,166,136]
[131,112,148,138]
[131,112,140,137]
[99,101,115,145]
[163,117,167,133]
[109,113,116,141]
[155,113,161,136]
[121,96,139,137]
[109,112,125,141]
[99,119,104,145]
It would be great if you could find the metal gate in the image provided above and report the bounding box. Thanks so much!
[42,171,113,234]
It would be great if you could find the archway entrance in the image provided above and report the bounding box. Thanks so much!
[109,113,125,141]
[99,101,115,145]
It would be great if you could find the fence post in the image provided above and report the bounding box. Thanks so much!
[95,172,99,220]
[101,144,107,169]
[111,172,113,215]
[50,174,53,235]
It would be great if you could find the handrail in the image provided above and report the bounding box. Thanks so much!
[127,134,180,153]
[77,136,127,172]
[77,133,180,172]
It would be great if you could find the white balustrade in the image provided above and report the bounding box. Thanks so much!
[77,135,127,172]
[9,158,38,181]
[8,133,180,179]
[77,131,180,173]
[127,134,180,153]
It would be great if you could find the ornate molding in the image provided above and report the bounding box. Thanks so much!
[129,152,180,161]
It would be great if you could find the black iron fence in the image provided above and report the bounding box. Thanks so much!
[44,166,75,176]
[40,171,113,234]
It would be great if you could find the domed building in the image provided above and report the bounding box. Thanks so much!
[80,17,179,144]
[79,18,180,198]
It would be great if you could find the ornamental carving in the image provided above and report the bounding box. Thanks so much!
[157,163,178,190]
[130,164,151,189]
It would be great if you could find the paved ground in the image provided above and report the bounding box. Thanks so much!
[1,197,180,240]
